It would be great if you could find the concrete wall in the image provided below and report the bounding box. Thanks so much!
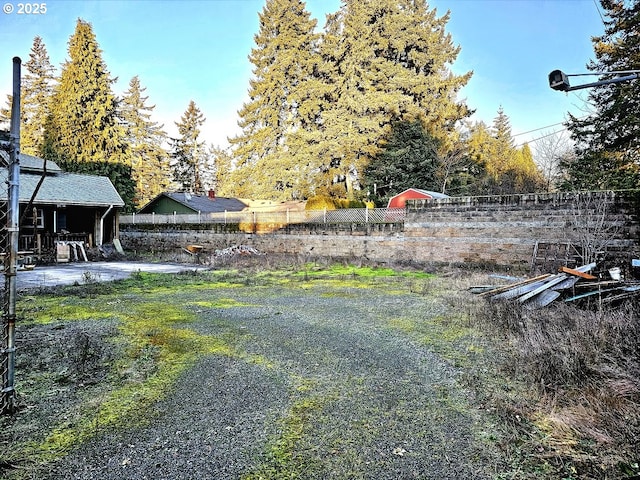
[120,192,640,272]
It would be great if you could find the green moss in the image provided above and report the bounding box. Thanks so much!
[387,315,477,367]
[192,298,251,308]
[242,392,326,480]
[16,289,249,464]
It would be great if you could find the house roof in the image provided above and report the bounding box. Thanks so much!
[395,188,449,199]
[0,170,125,207]
[0,149,124,207]
[0,149,63,173]
[139,192,247,214]
[386,188,449,208]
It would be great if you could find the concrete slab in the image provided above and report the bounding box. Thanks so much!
[12,261,201,290]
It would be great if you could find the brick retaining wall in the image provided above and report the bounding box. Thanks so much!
[120,192,640,272]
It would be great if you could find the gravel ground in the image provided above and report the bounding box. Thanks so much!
[20,277,500,479]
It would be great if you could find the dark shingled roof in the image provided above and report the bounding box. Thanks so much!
[140,192,247,213]
[0,170,125,207]
[0,150,124,207]
[0,149,62,172]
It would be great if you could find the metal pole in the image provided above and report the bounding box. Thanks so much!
[566,73,640,92]
[2,57,21,414]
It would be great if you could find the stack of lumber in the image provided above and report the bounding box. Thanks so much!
[472,263,640,309]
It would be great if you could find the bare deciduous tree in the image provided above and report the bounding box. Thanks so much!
[565,191,621,266]
[533,130,573,192]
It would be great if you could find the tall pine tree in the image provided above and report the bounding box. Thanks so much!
[170,100,208,194]
[44,19,128,166]
[228,0,324,200]
[43,19,134,209]
[563,0,640,190]
[467,108,543,194]
[363,120,441,204]
[0,37,57,156]
[120,76,170,207]
[314,0,472,198]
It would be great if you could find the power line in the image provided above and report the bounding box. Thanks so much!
[516,128,568,148]
[513,121,567,137]
[593,0,605,25]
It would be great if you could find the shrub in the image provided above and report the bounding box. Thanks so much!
[305,195,336,211]
[305,196,375,210]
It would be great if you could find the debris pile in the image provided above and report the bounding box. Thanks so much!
[472,262,640,309]
[213,245,264,257]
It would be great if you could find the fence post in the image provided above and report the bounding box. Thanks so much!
[173,211,176,224]
[198,210,201,224]
[365,206,369,223]
[132,212,135,225]
[224,210,227,224]
[324,207,327,224]
[152,212,155,224]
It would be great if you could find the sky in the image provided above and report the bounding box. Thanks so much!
[0,0,605,156]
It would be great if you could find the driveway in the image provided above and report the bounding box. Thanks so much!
[13,261,199,290]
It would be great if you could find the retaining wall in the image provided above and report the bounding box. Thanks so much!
[119,191,640,272]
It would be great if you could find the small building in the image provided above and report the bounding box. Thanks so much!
[138,191,247,215]
[387,188,449,209]
[0,149,124,256]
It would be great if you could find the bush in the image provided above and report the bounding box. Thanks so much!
[305,195,336,211]
[305,196,375,210]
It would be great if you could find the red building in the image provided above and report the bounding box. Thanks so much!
[387,188,449,208]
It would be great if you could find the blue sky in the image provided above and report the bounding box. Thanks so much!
[0,0,604,155]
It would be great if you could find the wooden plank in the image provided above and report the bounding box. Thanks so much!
[479,274,552,297]
[518,274,568,303]
[559,266,597,280]
[113,238,124,255]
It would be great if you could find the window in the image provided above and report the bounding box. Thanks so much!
[26,208,44,228]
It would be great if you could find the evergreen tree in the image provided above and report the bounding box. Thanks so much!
[313,0,471,198]
[0,37,56,155]
[44,19,128,165]
[487,106,515,179]
[467,109,543,194]
[363,120,441,204]
[120,76,170,207]
[563,0,640,190]
[42,19,133,209]
[22,37,56,156]
[504,143,544,193]
[228,0,324,200]
[170,100,208,194]
[210,145,233,196]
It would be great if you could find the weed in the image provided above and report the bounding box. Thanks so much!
[473,295,640,478]
[81,270,100,285]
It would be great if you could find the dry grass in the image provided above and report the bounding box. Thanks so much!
[469,281,640,479]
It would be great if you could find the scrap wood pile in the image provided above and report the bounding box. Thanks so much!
[471,262,640,309]
[213,245,264,257]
